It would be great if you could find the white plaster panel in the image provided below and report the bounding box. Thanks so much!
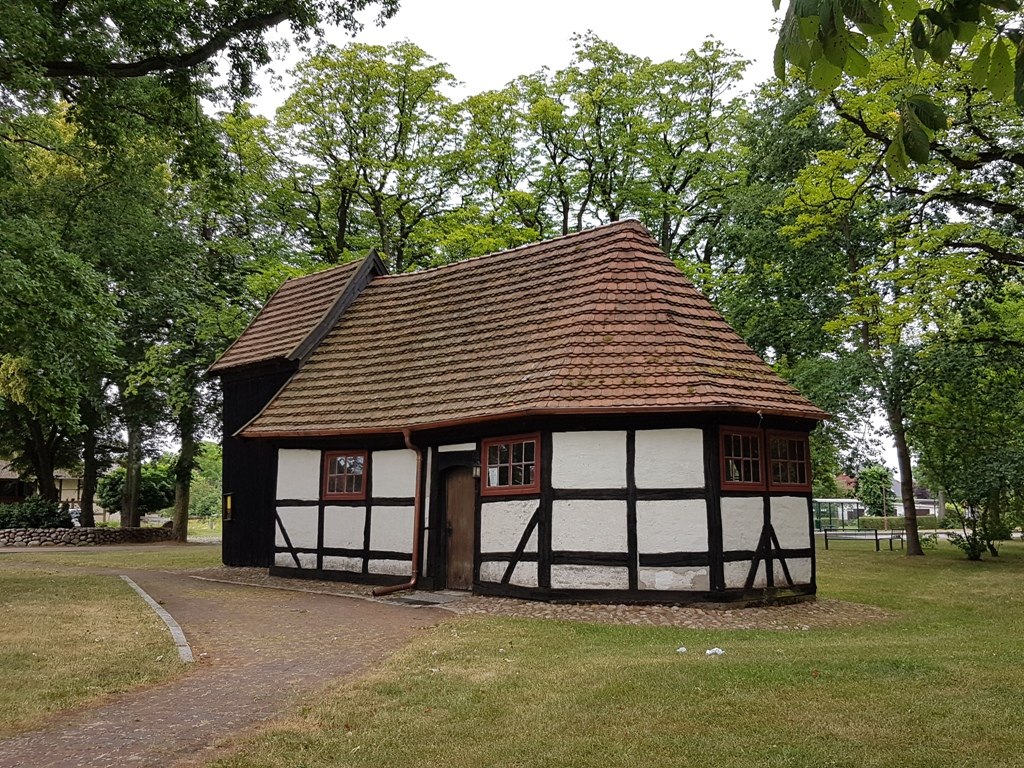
[776,558,813,586]
[478,561,539,587]
[276,449,322,500]
[550,565,630,590]
[368,559,411,576]
[371,449,417,498]
[638,567,709,591]
[369,505,414,553]
[480,500,539,553]
[274,552,295,568]
[551,431,627,489]
[275,506,318,548]
[478,561,506,583]
[634,429,705,488]
[723,560,767,589]
[323,556,362,573]
[322,506,365,550]
[551,499,628,552]
[438,443,476,453]
[720,496,765,551]
[771,496,812,550]
[635,499,708,553]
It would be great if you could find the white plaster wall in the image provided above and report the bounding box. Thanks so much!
[723,559,767,589]
[480,500,538,553]
[275,506,318,548]
[369,505,414,552]
[720,496,765,551]
[551,431,627,489]
[478,561,538,587]
[368,559,411,576]
[550,565,629,590]
[371,449,417,498]
[775,557,812,585]
[322,506,365,550]
[635,499,708,552]
[551,499,628,552]
[638,567,709,591]
[634,429,705,488]
[274,552,316,569]
[276,449,322,500]
[323,556,362,573]
[438,442,475,453]
[771,496,812,550]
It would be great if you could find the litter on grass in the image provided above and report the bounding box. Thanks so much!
[705,647,725,656]
[676,646,687,654]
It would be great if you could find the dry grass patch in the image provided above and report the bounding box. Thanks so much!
[0,542,222,571]
[209,543,1024,768]
[0,567,185,736]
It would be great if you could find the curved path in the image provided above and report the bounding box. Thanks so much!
[0,568,444,768]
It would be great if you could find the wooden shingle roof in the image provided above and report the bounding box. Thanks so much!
[208,257,383,374]
[238,221,825,437]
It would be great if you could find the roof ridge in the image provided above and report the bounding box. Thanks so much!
[378,219,652,280]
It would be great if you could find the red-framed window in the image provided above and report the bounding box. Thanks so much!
[767,431,812,491]
[720,428,766,491]
[481,434,541,496]
[322,450,368,500]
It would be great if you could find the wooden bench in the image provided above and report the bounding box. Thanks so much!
[823,528,905,551]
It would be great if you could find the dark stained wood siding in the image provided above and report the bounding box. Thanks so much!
[221,364,297,566]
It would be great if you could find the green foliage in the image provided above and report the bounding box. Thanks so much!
[857,515,940,530]
[188,443,223,519]
[772,1,1024,168]
[0,497,71,529]
[97,461,175,517]
[0,1,399,152]
[856,464,896,517]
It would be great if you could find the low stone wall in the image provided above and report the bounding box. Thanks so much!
[0,527,176,547]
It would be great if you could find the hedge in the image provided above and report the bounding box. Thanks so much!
[857,515,941,531]
[0,497,73,529]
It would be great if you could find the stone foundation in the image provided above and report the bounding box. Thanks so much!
[0,527,176,547]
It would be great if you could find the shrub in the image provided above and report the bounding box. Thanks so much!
[857,515,940,531]
[0,497,73,529]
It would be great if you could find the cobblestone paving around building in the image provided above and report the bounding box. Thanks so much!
[188,566,892,630]
[0,569,443,768]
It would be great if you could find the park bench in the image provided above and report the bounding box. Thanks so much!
[822,527,905,551]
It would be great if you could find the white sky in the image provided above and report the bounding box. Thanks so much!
[253,0,783,115]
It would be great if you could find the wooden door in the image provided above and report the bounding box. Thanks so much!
[445,467,475,590]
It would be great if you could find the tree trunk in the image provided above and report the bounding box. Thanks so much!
[24,415,58,502]
[80,420,98,528]
[172,408,197,543]
[889,412,924,556]
[121,422,142,527]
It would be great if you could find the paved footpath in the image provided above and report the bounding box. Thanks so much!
[0,567,444,768]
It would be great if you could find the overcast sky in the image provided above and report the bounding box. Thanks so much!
[254,0,783,115]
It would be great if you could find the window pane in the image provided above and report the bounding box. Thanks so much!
[498,444,509,463]
[512,465,523,486]
[524,464,534,485]
[524,441,535,462]
[498,466,509,486]
[488,445,500,465]
[488,467,499,486]
[512,443,523,463]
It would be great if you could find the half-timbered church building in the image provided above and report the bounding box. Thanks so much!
[210,220,826,603]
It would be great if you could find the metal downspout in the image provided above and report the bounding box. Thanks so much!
[372,429,423,597]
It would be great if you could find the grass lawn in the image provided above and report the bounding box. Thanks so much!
[0,566,185,737]
[209,541,1024,768]
[188,516,223,539]
[0,542,222,571]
